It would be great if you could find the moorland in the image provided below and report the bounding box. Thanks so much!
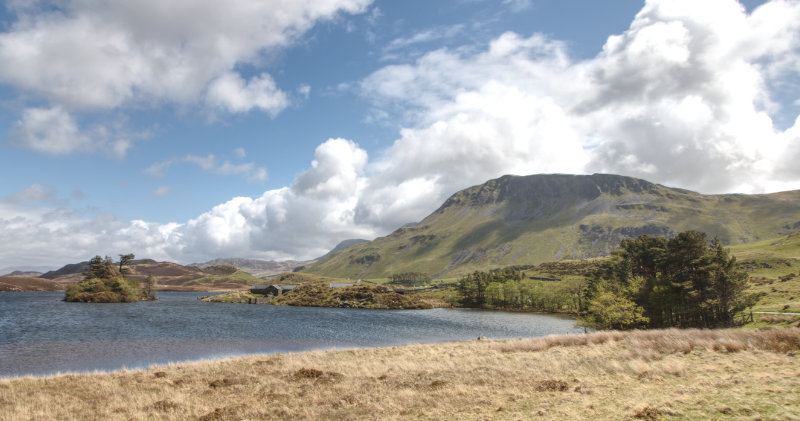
[2,328,798,420]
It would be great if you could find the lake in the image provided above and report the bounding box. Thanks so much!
[0,292,584,378]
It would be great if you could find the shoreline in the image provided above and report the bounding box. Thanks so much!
[2,328,798,420]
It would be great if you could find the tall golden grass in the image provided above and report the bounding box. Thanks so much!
[2,328,798,420]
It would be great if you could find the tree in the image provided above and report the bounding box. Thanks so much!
[457,271,492,307]
[118,253,135,275]
[582,290,649,330]
[144,273,157,297]
[83,255,117,280]
[582,231,753,329]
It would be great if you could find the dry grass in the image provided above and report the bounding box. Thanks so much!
[2,328,799,420]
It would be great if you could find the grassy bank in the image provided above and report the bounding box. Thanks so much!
[203,283,435,309]
[2,328,799,420]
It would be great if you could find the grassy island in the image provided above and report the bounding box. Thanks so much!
[64,255,156,303]
[2,328,798,420]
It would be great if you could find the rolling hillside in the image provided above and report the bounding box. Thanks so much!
[303,173,800,279]
[0,276,62,292]
[37,260,260,291]
[190,258,306,278]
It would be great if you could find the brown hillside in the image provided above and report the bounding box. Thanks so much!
[0,276,62,292]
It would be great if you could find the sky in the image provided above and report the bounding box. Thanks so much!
[1,0,799,272]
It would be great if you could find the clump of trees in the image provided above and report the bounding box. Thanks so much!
[457,268,584,312]
[388,272,431,287]
[64,254,156,303]
[582,231,755,330]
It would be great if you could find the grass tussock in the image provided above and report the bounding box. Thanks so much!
[2,328,799,420]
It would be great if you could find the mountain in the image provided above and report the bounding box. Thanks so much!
[191,258,306,278]
[318,239,369,259]
[302,173,800,279]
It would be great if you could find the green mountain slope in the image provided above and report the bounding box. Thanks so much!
[303,173,800,279]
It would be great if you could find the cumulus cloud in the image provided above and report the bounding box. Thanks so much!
[293,139,367,198]
[145,153,268,182]
[363,0,800,195]
[1,138,376,266]
[13,107,92,155]
[12,106,134,157]
[580,0,800,193]
[0,0,372,155]
[0,201,181,269]
[4,0,800,269]
[205,72,289,115]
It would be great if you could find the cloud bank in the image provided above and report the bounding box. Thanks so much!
[2,0,800,269]
[0,0,372,156]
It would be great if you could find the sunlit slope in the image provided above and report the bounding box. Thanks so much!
[730,232,800,313]
[303,173,800,279]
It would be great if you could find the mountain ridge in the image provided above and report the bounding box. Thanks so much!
[190,258,305,278]
[302,173,800,279]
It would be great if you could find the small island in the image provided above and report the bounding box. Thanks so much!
[64,254,156,303]
[202,273,433,309]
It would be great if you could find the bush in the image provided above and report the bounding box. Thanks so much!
[64,276,146,303]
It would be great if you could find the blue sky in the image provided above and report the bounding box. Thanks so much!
[1,0,798,271]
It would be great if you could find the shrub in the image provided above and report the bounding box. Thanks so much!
[64,276,146,303]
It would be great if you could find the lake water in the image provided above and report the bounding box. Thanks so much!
[0,292,584,378]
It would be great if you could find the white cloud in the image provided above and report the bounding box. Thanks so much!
[384,24,466,54]
[0,138,377,266]
[145,153,268,182]
[150,186,172,198]
[297,84,312,100]
[580,0,800,193]
[363,0,800,195]
[205,72,289,115]
[4,0,800,269]
[0,0,373,155]
[7,183,58,204]
[293,139,367,198]
[501,0,533,12]
[12,106,136,157]
[13,107,92,155]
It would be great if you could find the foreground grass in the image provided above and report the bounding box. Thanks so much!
[2,328,799,420]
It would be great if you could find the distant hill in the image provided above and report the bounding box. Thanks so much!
[302,173,800,279]
[191,258,306,278]
[38,259,260,291]
[0,276,62,292]
[1,270,43,278]
[40,262,90,279]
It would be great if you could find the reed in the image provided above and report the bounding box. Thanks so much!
[2,328,799,420]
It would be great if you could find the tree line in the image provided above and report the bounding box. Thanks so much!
[456,231,754,330]
[388,272,432,286]
[457,267,584,312]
